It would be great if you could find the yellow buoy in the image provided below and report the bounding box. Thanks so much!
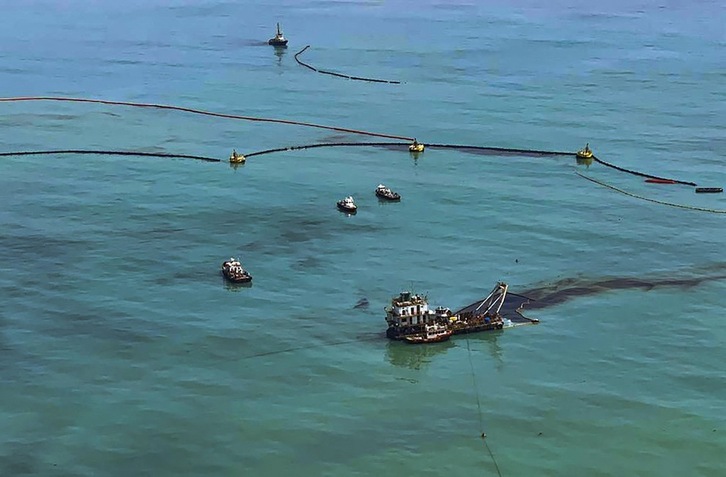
[576,143,593,159]
[409,138,425,153]
[229,150,246,164]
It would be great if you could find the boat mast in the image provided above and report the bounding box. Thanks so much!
[277,23,282,36]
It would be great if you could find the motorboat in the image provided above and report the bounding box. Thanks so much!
[337,196,357,213]
[375,184,401,201]
[268,23,288,47]
[404,324,452,344]
[221,258,252,284]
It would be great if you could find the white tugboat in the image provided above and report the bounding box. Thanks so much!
[336,196,357,214]
[221,257,252,284]
[404,323,452,344]
[375,184,401,201]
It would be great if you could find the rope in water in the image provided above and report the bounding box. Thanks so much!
[0,96,414,141]
[294,45,402,84]
[465,337,504,477]
[0,149,221,162]
[592,155,696,187]
[575,171,726,214]
[428,143,571,156]
[245,141,405,158]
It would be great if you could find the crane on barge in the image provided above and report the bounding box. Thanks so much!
[449,282,509,334]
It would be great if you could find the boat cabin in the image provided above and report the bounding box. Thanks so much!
[403,323,453,344]
[385,291,438,328]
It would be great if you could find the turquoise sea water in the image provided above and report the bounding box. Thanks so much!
[1,1,725,475]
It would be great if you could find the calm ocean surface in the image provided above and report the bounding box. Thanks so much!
[1,1,725,475]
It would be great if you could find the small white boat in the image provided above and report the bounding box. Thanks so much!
[337,196,357,213]
[375,184,401,201]
[221,257,252,283]
[404,323,452,344]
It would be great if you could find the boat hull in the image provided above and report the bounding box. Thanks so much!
[375,190,401,201]
[222,270,252,283]
[387,324,425,340]
[404,332,452,344]
[269,39,288,46]
[221,261,252,284]
[450,321,504,334]
[386,319,504,340]
[337,203,357,213]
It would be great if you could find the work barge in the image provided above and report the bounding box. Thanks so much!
[384,282,538,341]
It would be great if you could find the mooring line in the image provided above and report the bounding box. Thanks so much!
[0,149,221,162]
[0,96,414,141]
[592,155,696,187]
[575,171,726,214]
[465,337,504,477]
[294,45,402,84]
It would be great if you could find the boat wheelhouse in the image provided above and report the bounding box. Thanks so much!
[385,291,447,339]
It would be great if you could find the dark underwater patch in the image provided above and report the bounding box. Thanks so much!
[517,267,726,310]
